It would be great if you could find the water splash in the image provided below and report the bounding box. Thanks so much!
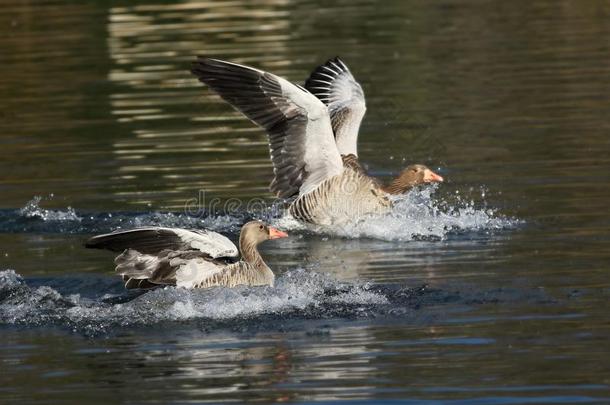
[274,186,520,241]
[2,189,519,242]
[0,269,551,336]
[1,196,241,234]
[18,195,82,222]
[0,269,387,334]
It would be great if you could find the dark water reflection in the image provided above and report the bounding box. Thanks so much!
[1,0,609,403]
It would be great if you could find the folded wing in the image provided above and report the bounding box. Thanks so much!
[304,57,366,157]
[191,57,343,198]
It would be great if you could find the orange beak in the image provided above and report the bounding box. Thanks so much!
[268,227,289,239]
[424,169,444,183]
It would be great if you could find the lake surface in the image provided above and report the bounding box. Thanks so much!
[1,0,609,403]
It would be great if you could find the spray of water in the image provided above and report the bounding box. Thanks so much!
[274,186,519,241]
[0,269,388,334]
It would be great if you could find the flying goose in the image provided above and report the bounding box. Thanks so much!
[85,221,288,289]
[191,58,442,226]
[304,57,444,191]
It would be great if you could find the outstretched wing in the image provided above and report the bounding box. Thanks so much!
[191,57,343,198]
[114,248,227,289]
[304,57,366,157]
[85,227,238,258]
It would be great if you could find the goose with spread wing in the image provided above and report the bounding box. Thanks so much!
[304,57,443,193]
[85,221,288,289]
[191,58,442,226]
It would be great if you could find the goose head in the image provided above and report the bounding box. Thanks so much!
[239,221,288,247]
[239,221,288,267]
[384,164,444,194]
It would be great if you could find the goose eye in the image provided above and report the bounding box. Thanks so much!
[259,224,264,230]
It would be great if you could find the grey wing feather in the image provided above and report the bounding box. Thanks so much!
[304,57,366,157]
[85,228,186,254]
[85,227,238,258]
[191,57,342,198]
[114,249,175,288]
[114,248,226,289]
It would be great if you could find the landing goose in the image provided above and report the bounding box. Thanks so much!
[304,57,444,192]
[85,221,288,289]
[190,58,441,226]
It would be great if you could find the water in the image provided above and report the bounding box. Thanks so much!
[1,0,609,403]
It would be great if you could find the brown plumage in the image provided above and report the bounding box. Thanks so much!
[289,166,392,225]
[341,155,443,195]
[85,221,288,289]
[380,164,444,194]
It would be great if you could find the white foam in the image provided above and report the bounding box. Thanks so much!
[274,186,519,241]
[0,269,388,332]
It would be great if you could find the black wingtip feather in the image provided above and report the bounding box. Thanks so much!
[304,56,351,103]
[189,56,314,200]
[84,228,186,254]
[84,236,109,250]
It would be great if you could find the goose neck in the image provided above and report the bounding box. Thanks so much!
[239,236,267,270]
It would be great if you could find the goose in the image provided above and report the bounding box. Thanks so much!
[85,221,288,289]
[304,57,444,192]
[190,58,443,226]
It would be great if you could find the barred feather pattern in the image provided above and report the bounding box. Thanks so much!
[341,153,365,173]
[289,167,392,226]
[304,57,366,157]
